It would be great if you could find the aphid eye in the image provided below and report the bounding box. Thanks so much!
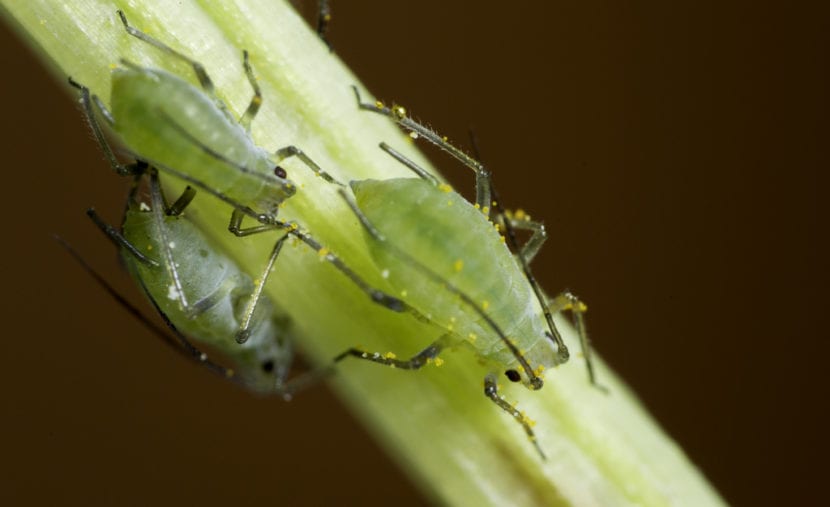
[274,166,287,179]
[261,359,275,373]
[505,369,521,382]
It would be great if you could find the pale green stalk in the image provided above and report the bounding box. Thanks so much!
[1,1,726,505]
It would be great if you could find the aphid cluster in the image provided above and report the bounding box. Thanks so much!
[69,9,599,457]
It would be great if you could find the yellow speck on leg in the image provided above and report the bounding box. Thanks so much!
[433,357,445,367]
[383,351,397,360]
[438,183,453,193]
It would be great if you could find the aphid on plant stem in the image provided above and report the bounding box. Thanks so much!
[70,10,410,340]
[70,11,339,225]
[323,88,603,458]
[82,166,314,396]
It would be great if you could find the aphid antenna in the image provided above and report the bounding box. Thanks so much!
[53,235,236,381]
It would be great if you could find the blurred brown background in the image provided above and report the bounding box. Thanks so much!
[1,1,825,505]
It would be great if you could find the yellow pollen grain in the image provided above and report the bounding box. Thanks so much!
[318,247,330,259]
[375,100,384,108]
[383,351,397,360]
[438,183,453,193]
[453,259,464,272]
[482,300,490,310]
[482,206,490,215]
[474,203,481,209]
[433,357,445,367]
[400,289,408,297]
[468,333,477,342]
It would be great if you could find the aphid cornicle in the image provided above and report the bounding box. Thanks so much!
[86,167,303,396]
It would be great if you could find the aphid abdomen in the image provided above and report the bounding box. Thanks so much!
[351,178,545,363]
[121,203,291,392]
[110,69,292,216]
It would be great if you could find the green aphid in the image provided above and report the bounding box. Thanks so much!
[71,10,339,225]
[328,89,605,458]
[69,11,409,344]
[86,167,316,397]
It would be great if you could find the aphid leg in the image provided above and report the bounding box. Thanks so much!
[117,11,218,101]
[227,210,407,313]
[486,179,571,364]
[334,338,444,370]
[67,77,138,177]
[504,212,547,264]
[86,208,158,268]
[146,170,194,316]
[236,235,289,344]
[548,292,606,392]
[484,373,547,460]
[55,236,236,381]
[316,0,333,51]
[238,50,262,131]
[352,86,492,209]
[378,142,440,186]
[273,145,345,186]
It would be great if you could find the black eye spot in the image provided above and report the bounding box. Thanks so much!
[274,166,287,179]
[262,360,275,373]
[505,370,521,382]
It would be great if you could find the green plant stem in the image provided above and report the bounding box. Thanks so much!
[1,1,726,505]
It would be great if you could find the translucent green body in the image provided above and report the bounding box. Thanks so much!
[122,198,292,393]
[352,178,562,375]
[110,68,293,219]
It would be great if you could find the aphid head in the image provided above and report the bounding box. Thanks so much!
[271,165,296,197]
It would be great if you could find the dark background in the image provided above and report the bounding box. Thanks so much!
[1,1,825,505]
